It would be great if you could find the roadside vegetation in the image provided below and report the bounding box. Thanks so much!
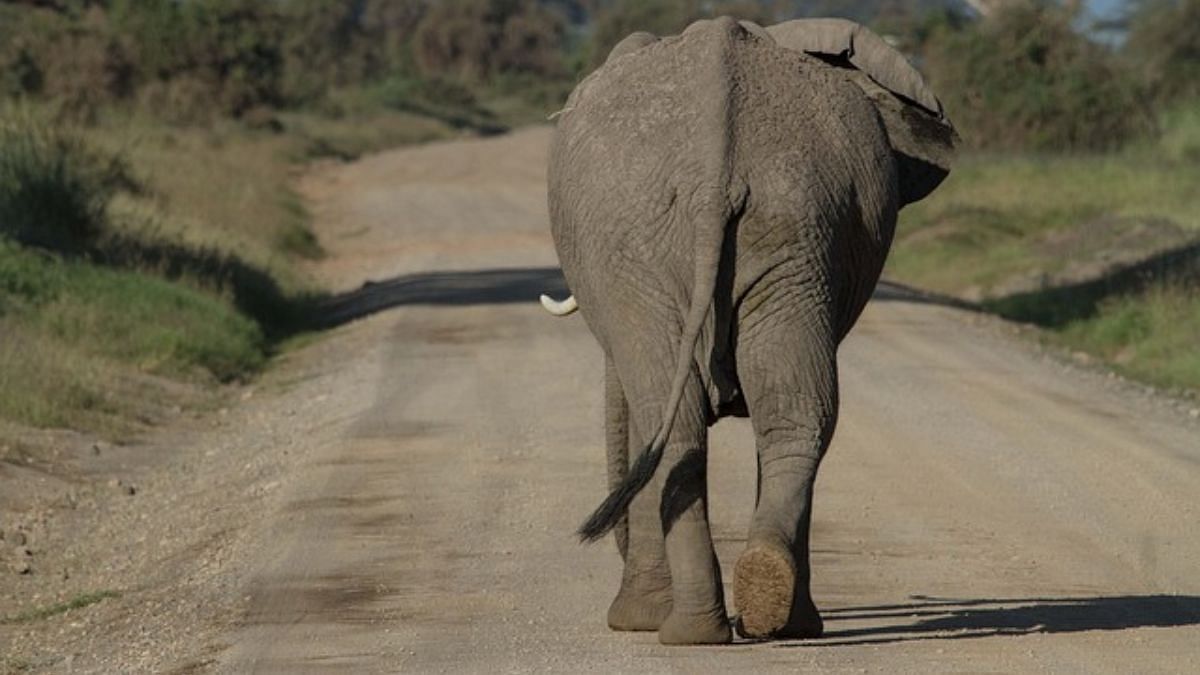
[884,0,1200,396]
[0,0,576,444]
[0,0,1197,447]
[1,589,119,624]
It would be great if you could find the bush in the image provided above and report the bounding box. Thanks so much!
[0,240,266,385]
[109,0,285,116]
[921,2,1153,152]
[583,0,776,72]
[1,0,576,123]
[371,75,502,132]
[0,109,132,253]
[0,5,135,117]
[586,0,698,70]
[1124,0,1200,106]
[412,0,567,81]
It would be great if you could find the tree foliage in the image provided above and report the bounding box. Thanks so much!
[0,0,1193,155]
[1124,0,1200,105]
[920,1,1153,151]
[584,0,777,70]
[411,0,566,81]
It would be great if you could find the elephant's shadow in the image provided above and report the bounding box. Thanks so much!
[776,594,1200,646]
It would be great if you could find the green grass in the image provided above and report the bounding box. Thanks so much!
[0,325,116,430]
[277,107,456,163]
[890,151,1200,295]
[0,242,266,432]
[0,81,525,440]
[0,106,131,253]
[1,590,120,624]
[888,103,1200,394]
[0,95,468,439]
[1057,284,1200,392]
[1,243,264,381]
[89,113,322,278]
[0,109,292,435]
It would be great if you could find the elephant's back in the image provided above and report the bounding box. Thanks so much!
[547,18,894,340]
[549,18,888,247]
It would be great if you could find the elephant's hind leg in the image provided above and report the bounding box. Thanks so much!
[605,356,630,562]
[733,308,838,640]
[611,343,730,644]
[604,356,673,632]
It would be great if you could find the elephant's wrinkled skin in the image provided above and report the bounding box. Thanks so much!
[547,17,956,644]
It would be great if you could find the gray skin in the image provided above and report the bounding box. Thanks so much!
[548,17,956,645]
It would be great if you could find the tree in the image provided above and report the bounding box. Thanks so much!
[1124,0,1200,105]
[412,0,566,81]
[922,1,1151,151]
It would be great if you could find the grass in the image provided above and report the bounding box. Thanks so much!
[0,243,265,432]
[0,73,541,440]
[278,108,456,162]
[1,590,120,624]
[0,107,130,253]
[1056,284,1200,392]
[90,113,322,279]
[0,101,460,439]
[0,324,117,431]
[24,252,266,381]
[889,153,1200,294]
[887,103,1200,394]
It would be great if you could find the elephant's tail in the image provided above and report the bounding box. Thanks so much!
[577,16,744,544]
[577,193,742,544]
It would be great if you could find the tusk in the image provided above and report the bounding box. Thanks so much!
[540,294,579,316]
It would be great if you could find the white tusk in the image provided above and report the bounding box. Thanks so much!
[540,294,579,316]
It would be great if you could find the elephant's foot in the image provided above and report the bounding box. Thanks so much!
[658,607,732,645]
[607,589,672,632]
[732,541,823,640]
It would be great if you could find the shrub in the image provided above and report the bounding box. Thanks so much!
[109,0,285,117]
[1124,0,1200,106]
[371,75,501,131]
[921,2,1153,152]
[0,240,266,385]
[0,4,135,118]
[583,0,779,72]
[0,109,132,253]
[412,0,567,81]
[586,0,699,70]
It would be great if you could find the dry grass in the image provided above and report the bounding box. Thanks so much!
[888,105,1200,394]
[93,115,315,285]
[0,105,454,440]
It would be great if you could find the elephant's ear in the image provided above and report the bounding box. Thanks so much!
[765,18,957,205]
[606,31,660,64]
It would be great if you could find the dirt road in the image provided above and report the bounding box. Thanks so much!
[217,127,1200,673]
[5,128,1198,673]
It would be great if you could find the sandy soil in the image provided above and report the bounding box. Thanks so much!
[3,127,1199,673]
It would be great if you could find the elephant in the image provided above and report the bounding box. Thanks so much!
[544,17,957,645]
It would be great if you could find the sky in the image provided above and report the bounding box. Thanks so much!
[1086,0,1129,22]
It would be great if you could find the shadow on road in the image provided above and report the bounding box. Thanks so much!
[313,234,1200,330]
[872,280,981,311]
[779,594,1200,647]
[983,238,1200,327]
[313,268,985,329]
[314,267,570,328]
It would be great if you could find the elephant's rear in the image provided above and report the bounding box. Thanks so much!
[546,17,953,646]
[548,18,740,336]
[548,17,896,358]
